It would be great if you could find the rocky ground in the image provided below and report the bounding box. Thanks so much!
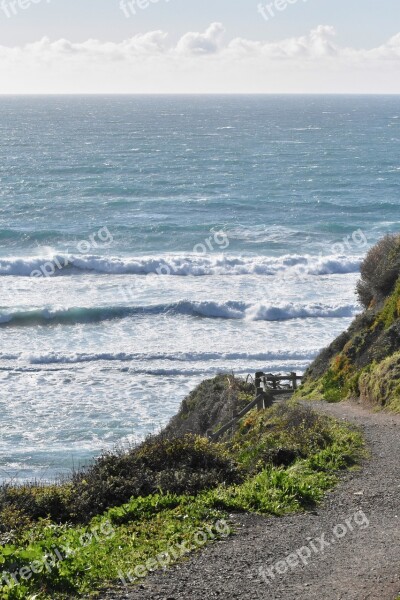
[100,400,400,600]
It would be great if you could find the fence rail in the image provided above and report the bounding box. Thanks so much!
[209,371,302,441]
[256,371,303,392]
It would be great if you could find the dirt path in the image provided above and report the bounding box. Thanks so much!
[101,401,400,600]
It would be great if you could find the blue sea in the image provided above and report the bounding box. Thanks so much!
[0,95,399,482]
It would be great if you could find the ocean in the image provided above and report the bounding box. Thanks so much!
[0,95,398,482]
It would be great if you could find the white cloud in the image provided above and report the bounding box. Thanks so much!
[0,23,399,93]
[5,30,168,62]
[365,32,400,60]
[176,22,226,55]
[227,25,338,60]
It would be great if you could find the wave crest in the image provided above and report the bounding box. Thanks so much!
[0,300,359,327]
[0,253,361,277]
[0,349,320,366]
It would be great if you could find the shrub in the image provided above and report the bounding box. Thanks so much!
[165,374,254,437]
[0,436,240,529]
[0,406,364,600]
[68,435,240,522]
[357,234,400,308]
[230,404,339,473]
[0,484,72,532]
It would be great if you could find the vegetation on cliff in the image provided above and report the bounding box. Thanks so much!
[300,233,400,412]
[0,376,363,599]
[164,374,254,437]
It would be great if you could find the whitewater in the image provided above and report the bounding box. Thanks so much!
[0,94,398,481]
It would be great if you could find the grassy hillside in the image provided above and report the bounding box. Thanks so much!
[300,234,400,412]
[0,377,364,599]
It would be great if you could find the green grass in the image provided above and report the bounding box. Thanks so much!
[0,495,227,599]
[357,353,400,413]
[376,280,400,330]
[0,403,364,599]
[298,277,400,411]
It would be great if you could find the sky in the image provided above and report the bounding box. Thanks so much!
[0,0,399,93]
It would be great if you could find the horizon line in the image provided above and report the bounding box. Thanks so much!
[1,92,400,97]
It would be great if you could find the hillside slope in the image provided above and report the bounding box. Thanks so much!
[301,234,400,412]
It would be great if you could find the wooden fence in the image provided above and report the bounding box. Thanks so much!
[209,371,302,441]
[256,371,302,393]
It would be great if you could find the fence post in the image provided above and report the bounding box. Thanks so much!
[291,372,297,391]
[255,372,264,411]
[255,372,263,390]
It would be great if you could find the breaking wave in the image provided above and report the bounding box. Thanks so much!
[0,252,361,277]
[0,300,359,327]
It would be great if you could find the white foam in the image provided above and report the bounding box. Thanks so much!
[0,252,362,278]
[244,301,358,321]
[0,348,320,366]
[0,300,360,327]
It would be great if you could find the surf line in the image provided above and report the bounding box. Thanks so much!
[30,226,114,278]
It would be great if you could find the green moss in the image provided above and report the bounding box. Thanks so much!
[293,378,323,401]
[300,234,400,413]
[319,354,354,403]
[358,352,400,413]
[375,279,400,330]
[301,279,400,411]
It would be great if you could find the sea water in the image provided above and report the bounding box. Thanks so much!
[0,95,398,481]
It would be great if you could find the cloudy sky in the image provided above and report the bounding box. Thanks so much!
[0,0,399,93]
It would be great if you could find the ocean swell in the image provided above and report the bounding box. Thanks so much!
[0,253,362,277]
[0,300,359,328]
[0,349,320,365]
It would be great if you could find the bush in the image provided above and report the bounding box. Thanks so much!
[0,484,72,533]
[0,436,240,529]
[165,374,254,438]
[357,234,400,308]
[0,405,364,600]
[0,376,254,532]
[230,404,338,473]
[0,403,351,530]
[67,435,241,522]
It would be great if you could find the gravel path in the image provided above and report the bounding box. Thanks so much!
[101,401,400,600]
